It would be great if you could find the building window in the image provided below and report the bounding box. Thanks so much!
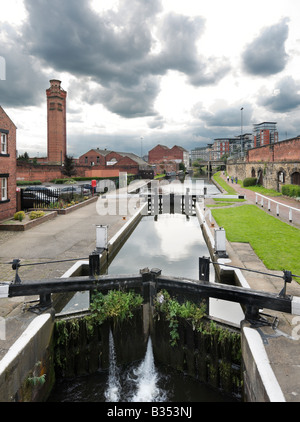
[1,133,7,154]
[1,177,7,201]
[85,156,88,164]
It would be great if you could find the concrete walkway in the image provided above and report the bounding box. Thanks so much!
[0,193,144,360]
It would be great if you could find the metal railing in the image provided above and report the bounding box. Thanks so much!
[255,193,300,223]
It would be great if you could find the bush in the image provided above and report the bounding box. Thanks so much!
[243,177,257,187]
[281,184,300,198]
[14,211,26,221]
[29,211,45,220]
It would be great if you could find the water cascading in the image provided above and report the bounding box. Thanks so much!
[128,337,168,402]
[104,329,121,402]
[104,333,167,402]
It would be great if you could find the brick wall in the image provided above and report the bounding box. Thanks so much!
[248,137,300,162]
[46,80,67,164]
[0,107,17,220]
[148,145,186,163]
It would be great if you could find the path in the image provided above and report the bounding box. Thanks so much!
[217,173,300,229]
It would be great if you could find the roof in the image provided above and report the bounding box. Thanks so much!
[0,106,17,129]
[90,148,148,165]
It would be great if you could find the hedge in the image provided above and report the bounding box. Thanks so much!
[281,184,300,198]
[243,177,257,187]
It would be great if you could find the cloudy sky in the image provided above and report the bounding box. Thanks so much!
[1,0,300,158]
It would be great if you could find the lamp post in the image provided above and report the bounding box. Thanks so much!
[140,137,143,158]
[240,107,244,157]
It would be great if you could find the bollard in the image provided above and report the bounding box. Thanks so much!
[89,252,100,277]
[199,257,210,282]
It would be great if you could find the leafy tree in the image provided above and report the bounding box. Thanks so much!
[17,151,30,161]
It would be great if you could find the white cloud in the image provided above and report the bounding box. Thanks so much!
[1,0,300,156]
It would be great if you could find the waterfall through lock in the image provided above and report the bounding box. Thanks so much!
[105,330,168,402]
[104,329,121,402]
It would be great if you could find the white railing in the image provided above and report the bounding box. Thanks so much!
[255,193,300,223]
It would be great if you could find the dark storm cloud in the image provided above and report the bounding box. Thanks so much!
[149,13,231,86]
[259,76,300,113]
[0,0,229,116]
[242,18,289,76]
[0,24,47,107]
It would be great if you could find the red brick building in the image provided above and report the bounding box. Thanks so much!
[148,145,189,174]
[46,79,67,164]
[0,106,17,220]
[78,149,152,177]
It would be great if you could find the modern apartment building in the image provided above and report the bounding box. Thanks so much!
[253,122,278,148]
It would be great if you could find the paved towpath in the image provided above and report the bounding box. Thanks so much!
[0,192,144,359]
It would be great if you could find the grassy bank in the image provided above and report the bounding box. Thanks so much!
[211,204,300,279]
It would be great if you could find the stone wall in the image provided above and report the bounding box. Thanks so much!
[226,161,300,191]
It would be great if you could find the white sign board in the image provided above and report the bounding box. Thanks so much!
[96,225,108,250]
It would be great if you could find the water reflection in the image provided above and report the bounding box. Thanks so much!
[108,215,208,280]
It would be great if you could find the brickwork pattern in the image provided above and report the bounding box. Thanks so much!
[0,107,17,220]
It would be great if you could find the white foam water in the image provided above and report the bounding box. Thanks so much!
[104,329,121,402]
[104,333,167,402]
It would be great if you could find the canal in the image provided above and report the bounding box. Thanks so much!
[48,179,243,402]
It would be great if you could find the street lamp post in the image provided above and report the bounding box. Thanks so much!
[240,107,244,157]
[140,137,143,158]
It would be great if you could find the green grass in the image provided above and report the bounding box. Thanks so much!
[213,172,237,195]
[243,185,282,197]
[211,204,300,278]
[213,198,246,203]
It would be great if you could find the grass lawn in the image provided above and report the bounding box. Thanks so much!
[212,172,237,195]
[211,204,300,279]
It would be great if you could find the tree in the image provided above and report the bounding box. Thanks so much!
[17,151,30,161]
[62,155,76,177]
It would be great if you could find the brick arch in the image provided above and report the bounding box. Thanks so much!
[291,170,300,185]
[257,168,263,185]
[277,167,286,183]
[251,167,256,178]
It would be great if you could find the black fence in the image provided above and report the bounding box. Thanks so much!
[21,186,92,210]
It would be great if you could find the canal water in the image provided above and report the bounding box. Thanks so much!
[49,179,243,402]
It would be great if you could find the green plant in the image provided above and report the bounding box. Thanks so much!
[89,290,144,325]
[282,184,300,198]
[29,210,45,220]
[154,290,206,346]
[27,374,46,386]
[14,211,26,221]
[242,177,257,187]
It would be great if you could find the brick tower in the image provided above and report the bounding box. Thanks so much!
[46,80,67,164]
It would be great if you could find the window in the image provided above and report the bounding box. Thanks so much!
[1,177,7,201]
[1,133,7,154]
